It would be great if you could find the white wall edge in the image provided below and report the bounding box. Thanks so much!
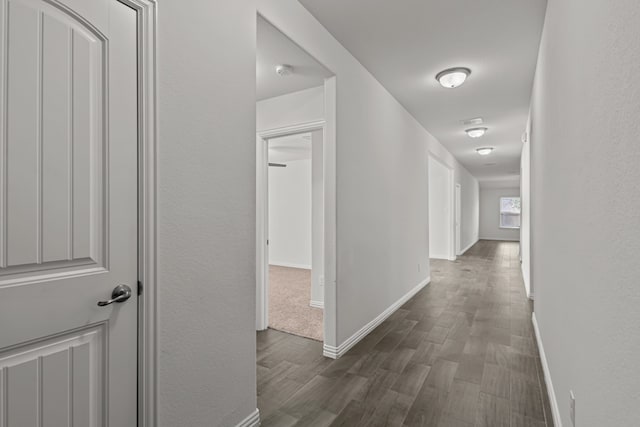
[235,408,260,427]
[521,264,531,297]
[323,276,431,359]
[532,313,562,427]
[459,239,478,256]
[270,262,312,270]
[310,300,324,309]
[521,264,533,300]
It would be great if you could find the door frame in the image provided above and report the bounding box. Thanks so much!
[115,0,158,426]
[256,78,338,357]
[455,183,462,256]
[256,120,324,332]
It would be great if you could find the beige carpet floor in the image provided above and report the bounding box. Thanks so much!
[268,265,323,341]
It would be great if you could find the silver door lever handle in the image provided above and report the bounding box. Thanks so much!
[98,284,132,306]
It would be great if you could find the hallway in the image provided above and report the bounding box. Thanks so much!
[257,241,553,426]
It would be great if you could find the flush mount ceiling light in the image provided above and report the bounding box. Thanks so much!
[435,67,471,88]
[275,64,294,77]
[466,127,488,138]
[476,147,494,156]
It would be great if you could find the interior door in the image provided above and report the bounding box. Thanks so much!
[0,0,138,425]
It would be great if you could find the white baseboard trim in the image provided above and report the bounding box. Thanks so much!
[532,313,562,427]
[310,300,324,309]
[235,408,260,427]
[323,276,431,359]
[479,237,520,242]
[269,262,311,270]
[459,239,478,255]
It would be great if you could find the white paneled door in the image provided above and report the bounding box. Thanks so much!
[0,0,138,425]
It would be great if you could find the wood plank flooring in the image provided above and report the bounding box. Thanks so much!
[257,240,554,427]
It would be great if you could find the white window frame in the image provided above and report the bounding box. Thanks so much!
[499,197,521,229]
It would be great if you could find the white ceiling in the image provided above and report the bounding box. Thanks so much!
[299,0,547,185]
[268,133,312,163]
[257,15,332,101]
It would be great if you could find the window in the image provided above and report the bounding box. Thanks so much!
[500,197,521,229]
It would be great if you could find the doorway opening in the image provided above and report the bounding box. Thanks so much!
[262,131,324,341]
[255,14,337,354]
[428,155,456,261]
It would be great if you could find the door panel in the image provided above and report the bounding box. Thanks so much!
[0,0,138,425]
[0,325,104,425]
[2,0,106,279]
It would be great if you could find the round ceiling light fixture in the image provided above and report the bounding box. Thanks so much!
[275,64,294,77]
[435,67,471,88]
[466,127,488,138]
[476,147,494,156]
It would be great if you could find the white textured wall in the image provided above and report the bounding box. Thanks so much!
[268,159,312,268]
[428,157,452,260]
[259,1,479,345]
[157,1,257,426]
[531,1,640,426]
[479,188,521,241]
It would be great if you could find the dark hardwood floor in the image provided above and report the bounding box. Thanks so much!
[257,240,554,427]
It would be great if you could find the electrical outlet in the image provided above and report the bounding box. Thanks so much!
[319,275,325,287]
[569,390,576,426]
